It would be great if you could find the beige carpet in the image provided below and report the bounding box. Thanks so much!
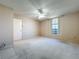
[0,37,79,59]
[14,37,79,59]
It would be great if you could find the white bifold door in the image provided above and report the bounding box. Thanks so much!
[13,18,22,41]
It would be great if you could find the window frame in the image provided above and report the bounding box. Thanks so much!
[51,17,60,35]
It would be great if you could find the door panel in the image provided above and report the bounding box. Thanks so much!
[13,18,22,41]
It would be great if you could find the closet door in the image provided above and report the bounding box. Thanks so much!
[13,18,22,41]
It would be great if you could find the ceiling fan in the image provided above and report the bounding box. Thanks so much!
[37,8,43,14]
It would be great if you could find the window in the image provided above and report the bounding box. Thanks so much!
[52,18,59,34]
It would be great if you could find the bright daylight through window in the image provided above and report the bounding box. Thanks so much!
[52,18,59,34]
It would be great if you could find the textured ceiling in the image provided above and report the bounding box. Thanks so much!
[0,0,79,19]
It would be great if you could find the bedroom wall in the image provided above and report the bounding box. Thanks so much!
[40,12,79,44]
[0,4,13,48]
[22,17,40,40]
[59,13,79,43]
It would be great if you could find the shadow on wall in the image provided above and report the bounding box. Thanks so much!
[59,35,79,44]
[40,12,79,44]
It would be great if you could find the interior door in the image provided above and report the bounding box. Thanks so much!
[13,18,22,41]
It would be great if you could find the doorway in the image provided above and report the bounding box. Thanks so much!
[13,18,22,41]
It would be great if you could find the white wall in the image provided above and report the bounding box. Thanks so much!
[40,12,79,44]
[0,4,13,48]
[13,18,22,41]
[59,13,79,43]
[23,17,39,40]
